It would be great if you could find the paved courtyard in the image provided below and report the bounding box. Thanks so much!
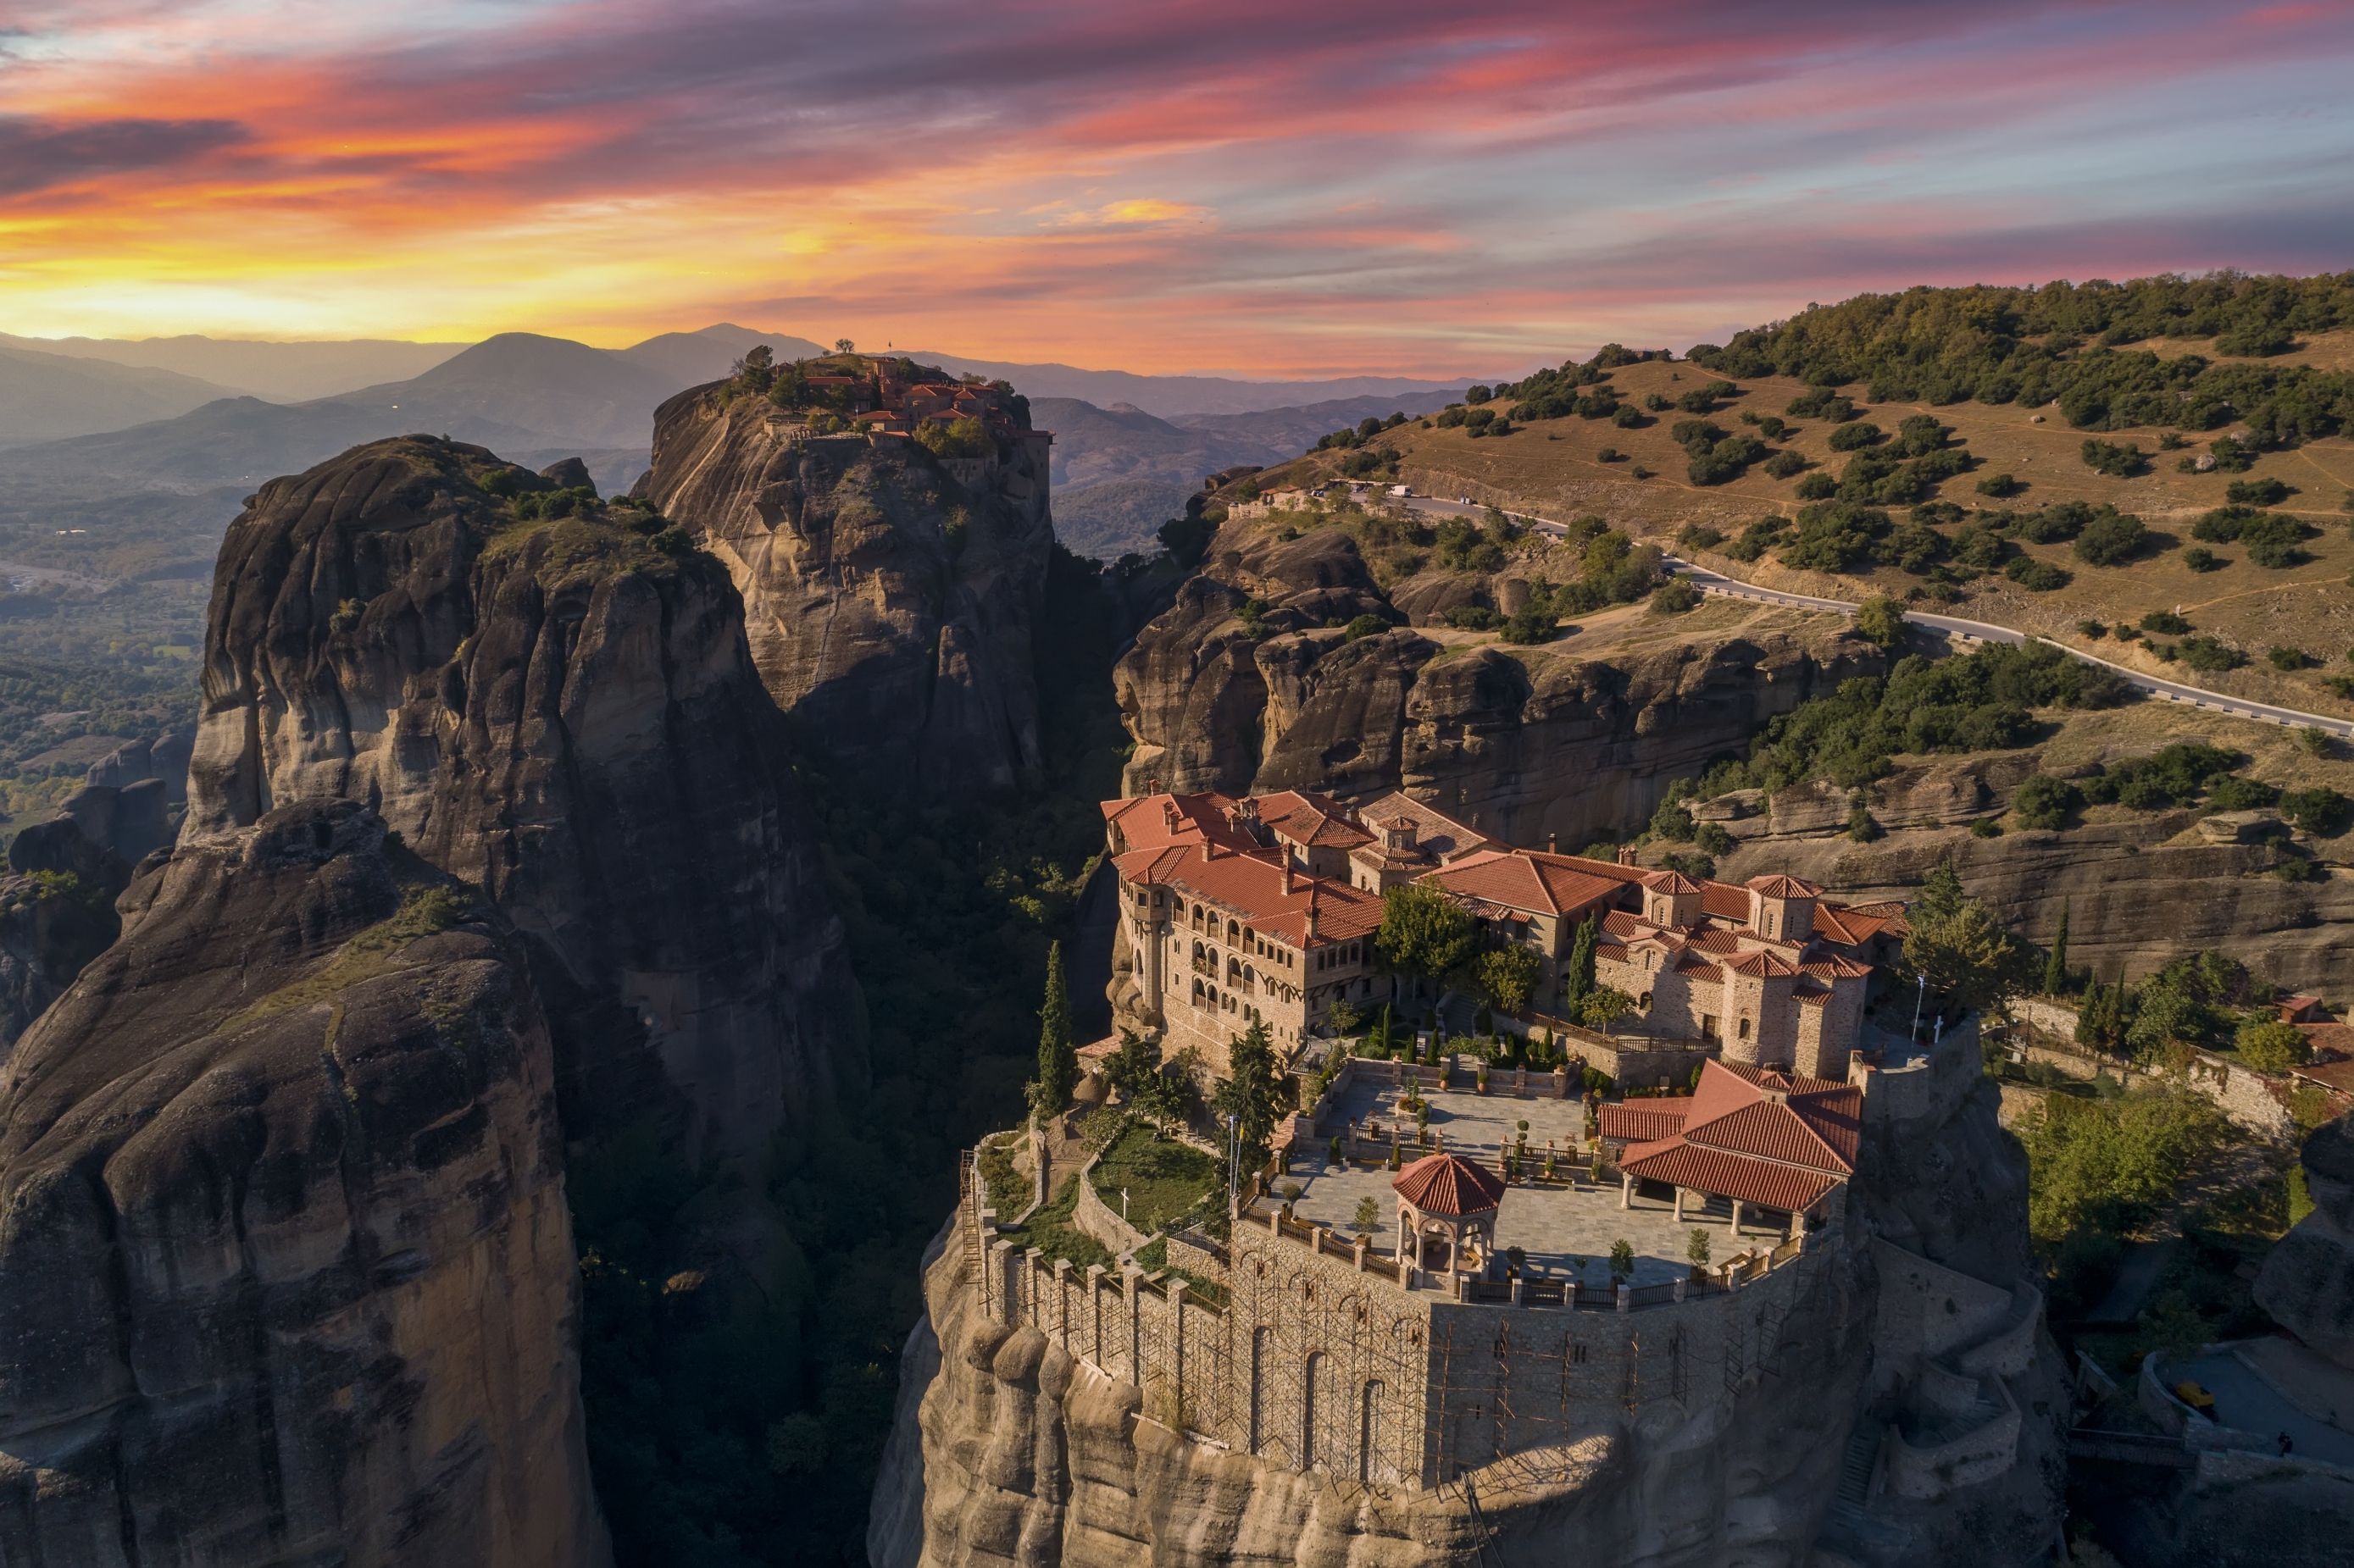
[1274,1078,1793,1289]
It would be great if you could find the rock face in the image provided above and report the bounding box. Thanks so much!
[2257,1116,2354,1369]
[0,871,116,1053]
[1707,754,2354,995]
[1116,524,1880,847]
[0,800,605,1567]
[182,436,862,1156]
[871,1030,2064,1568]
[641,385,1056,795]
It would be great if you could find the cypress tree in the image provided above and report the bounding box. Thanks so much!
[2042,903,2070,996]
[1034,940,1076,1115]
[1564,913,1600,1012]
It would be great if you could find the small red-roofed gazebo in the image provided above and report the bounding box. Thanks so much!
[1392,1151,1506,1275]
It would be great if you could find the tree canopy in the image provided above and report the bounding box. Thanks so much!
[1376,884,1476,983]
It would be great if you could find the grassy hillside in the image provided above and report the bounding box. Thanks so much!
[1241,276,2354,717]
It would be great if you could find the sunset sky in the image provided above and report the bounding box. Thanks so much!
[4,0,2351,376]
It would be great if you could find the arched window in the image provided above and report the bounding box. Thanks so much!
[1302,1351,1330,1471]
[1638,991,1652,1011]
[1738,1017,1752,1040]
[1359,1380,1386,1483]
[1250,1327,1269,1454]
[1191,978,1204,1004]
[1228,918,1241,945]
[1206,984,1219,1008]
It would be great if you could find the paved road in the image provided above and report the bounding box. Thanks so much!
[1388,491,2354,739]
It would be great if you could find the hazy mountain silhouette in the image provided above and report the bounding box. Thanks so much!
[0,332,465,402]
[0,342,237,445]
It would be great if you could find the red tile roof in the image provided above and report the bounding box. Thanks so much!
[1392,1152,1506,1216]
[1620,1140,1839,1213]
[1613,1058,1858,1213]
[1746,873,1821,898]
[1119,834,1383,949]
[1727,950,1802,978]
[1641,868,1704,894]
[1598,1100,1691,1143]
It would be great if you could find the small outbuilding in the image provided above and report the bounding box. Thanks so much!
[1392,1151,1506,1275]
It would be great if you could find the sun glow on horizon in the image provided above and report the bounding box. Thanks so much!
[3,1,2351,374]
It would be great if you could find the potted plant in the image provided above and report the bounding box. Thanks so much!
[1686,1227,1712,1281]
[1476,1063,1491,1094]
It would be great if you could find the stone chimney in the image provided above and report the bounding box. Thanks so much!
[1546,832,1558,854]
[1617,845,1637,867]
[1282,859,1296,895]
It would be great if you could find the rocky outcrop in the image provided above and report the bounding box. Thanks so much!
[0,800,605,1567]
[874,1031,2063,1567]
[2256,1116,2354,1370]
[641,385,1056,795]
[0,870,116,1052]
[1117,525,1879,846]
[1708,755,2354,995]
[182,435,862,1158]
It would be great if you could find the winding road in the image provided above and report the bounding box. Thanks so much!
[1393,492,2354,740]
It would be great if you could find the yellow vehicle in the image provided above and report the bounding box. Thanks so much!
[2174,1380,2216,1415]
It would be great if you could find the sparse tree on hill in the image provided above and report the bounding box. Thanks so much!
[1854,594,1905,647]
[2042,904,2071,997]
[834,337,857,354]
[1032,940,1077,1117]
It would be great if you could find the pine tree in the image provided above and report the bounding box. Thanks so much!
[1034,940,1077,1116]
[1564,913,1600,1012]
[2042,902,2070,996]
[1213,1020,1287,1169]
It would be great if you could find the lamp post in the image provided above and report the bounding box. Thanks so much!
[1908,972,1927,1046]
[1121,1188,1130,1226]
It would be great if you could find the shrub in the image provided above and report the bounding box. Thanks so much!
[1463,407,1496,430]
[1795,471,1837,500]
[2207,435,2257,473]
[2235,1020,2312,1074]
[1343,613,1390,641]
[2243,513,2317,568]
[2005,557,2069,590]
[2280,786,2353,834]
[1854,595,1905,646]
[1828,421,1882,452]
[2174,635,2245,673]
[1612,404,1645,429]
[2077,620,2107,639]
[2268,645,2312,671]
[1763,449,1809,479]
[1630,465,1654,479]
[1976,473,2020,498]
[2079,439,2146,477]
[1649,577,1702,615]
[2226,476,2290,506]
[2073,510,2151,565]
[2140,610,2191,634]
[2013,773,2081,830]
[1778,501,1890,573]
[1596,446,1625,463]
[1970,816,2001,838]
[2182,546,2223,572]
[1443,605,1504,631]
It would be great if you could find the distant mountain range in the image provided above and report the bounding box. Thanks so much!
[1035,391,1464,557]
[0,322,1478,577]
[0,332,467,403]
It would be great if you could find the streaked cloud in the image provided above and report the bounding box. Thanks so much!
[0,1,2348,373]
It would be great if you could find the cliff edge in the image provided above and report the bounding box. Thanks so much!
[0,800,605,1566]
[181,436,862,1156]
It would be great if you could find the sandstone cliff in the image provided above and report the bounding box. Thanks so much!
[641,384,1055,795]
[0,799,605,1567]
[1116,524,1881,847]
[873,1033,2063,1568]
[182,436,862,1156]
[1707,751,2354,995]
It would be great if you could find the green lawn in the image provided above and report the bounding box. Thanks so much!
[1091,1121,1222,1237]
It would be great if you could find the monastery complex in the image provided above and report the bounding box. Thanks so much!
[1103,787,1905,1083]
